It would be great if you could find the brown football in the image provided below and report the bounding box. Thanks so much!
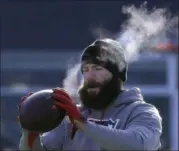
[19,89,66,133]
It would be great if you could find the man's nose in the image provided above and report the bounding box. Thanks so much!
[84,73,96,81]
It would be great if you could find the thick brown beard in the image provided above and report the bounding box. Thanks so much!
[78,76,120,110]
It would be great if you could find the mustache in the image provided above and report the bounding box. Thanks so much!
[82,80,104,89]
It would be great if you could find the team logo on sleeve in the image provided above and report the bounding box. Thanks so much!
[88,118,120,129]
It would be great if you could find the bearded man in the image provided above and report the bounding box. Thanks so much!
[19,38,162,150]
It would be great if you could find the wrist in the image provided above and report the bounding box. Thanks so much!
[73,120,87,131]
[28,132,39,149]
[20,131,38,150]
[21,130,39,149]
[23,129,39,137]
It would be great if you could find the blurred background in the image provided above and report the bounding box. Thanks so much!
[1,1,178,150]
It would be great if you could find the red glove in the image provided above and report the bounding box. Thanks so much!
[17,92,39,149]
[52,88,86,139]
[52,88,84,122]
[18,92,33,111]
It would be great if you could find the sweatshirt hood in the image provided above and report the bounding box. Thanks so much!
[86,87,144,114]
[113,87,144,107]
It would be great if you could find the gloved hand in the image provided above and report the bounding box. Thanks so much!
[52,88,85,122]
[17,92,39,149]
[52,88,86,139]
[17,92,33,111]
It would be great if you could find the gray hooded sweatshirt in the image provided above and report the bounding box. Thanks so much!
[40,87,162,150]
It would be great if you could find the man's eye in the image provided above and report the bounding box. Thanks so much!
[82,68,88,72]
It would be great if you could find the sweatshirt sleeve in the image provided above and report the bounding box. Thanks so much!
[40,117,71,150]
[83,103,162,150]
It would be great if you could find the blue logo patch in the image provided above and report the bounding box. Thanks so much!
[88,118,120,129]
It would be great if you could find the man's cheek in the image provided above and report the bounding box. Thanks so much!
[95,78,107,85]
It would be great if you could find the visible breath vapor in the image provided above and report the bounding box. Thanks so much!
[116,2,178,62]
[62,63,81,99]
[62,3,178,98]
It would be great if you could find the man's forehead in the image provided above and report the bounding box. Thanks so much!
[82,62,102,68]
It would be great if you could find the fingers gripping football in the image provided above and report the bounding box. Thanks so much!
[17,92,34,120]
[52,88,82,121]
[52,88,84,139]
[17,92,39,149]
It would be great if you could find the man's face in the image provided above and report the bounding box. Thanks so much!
[81,63,113,95]
[79,63,120,110]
